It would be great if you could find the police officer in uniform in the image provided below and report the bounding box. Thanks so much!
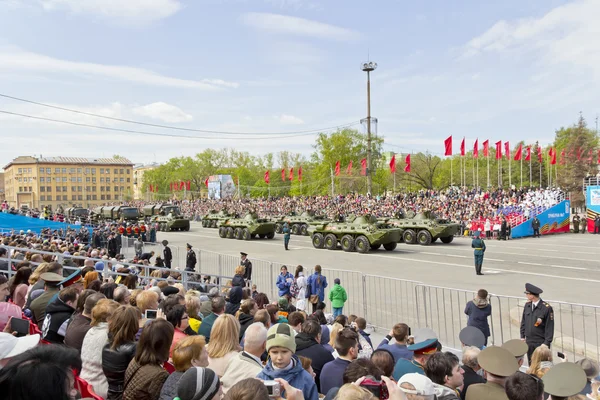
[185,243,196,272]
[471,230,486,276]
[162,240,172,269]
[532,216,541,238]
[240,252,252,286]
[520,283,554,363]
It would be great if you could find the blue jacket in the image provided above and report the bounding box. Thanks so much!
[256,355,318,400]
[307,273,328,302]
[464,300,491,337]
[376,341,413,363]
[319,358,351,395]
[276,272,294,297]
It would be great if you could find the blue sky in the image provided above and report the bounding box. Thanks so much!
[0,0,596,165]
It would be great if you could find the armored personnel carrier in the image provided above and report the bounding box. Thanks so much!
[65,207,89,221]
[202,210,233,228]
[308,215,403,253]
[383,210,459,245]
[91,206,140,223]
[142,204,190,231]
[274,211,331,235]
[218,213,276,240]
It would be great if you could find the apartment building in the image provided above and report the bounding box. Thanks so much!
[3,156,134,209]
[133,162,159,200]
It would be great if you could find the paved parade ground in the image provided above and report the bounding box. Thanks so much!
[161,223,600,307]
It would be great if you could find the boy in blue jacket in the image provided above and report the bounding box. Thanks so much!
[256,323,319,400]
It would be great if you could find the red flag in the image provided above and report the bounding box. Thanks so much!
[444,136,453,156]
[346,161,353,175]
[588,149,594,164]
[525,146,531,161]
[264,170,270,184]
[577,147,583,160]
[597,150,600,164]
[389,155,396,173]
[186,180,191,190]
[289,168,294,181]
[404,154,411,173]
[549,148,557,165]
[179,181,184,190]
[514,143,522,161]
[473,139,479,158]
[495,141,502,159]
[149,185,153,192]
[360,158,367,175]
[537,146,543,163]
[460,138,465,156]
[504,141,510,160]
[559,150,566,165]
[204,178,209,187]
[334,161,341,176]
[281,169,286,181]
[298,167,302,181]
[483,140,489,157]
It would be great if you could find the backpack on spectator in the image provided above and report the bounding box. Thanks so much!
[290,279,300,298]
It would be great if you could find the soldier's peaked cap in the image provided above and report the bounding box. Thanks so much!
[501,339,528,358]
[459,326,486,349]
[542,362,587,397]
[478,346,519,377]
[525,283,543,295]
[240,252,248,256]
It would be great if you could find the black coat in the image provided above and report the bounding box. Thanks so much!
[238,313,254,341]
[186,250,197,271]
[102,341,137,400]
[108,238,118,257]
[241,259,252,281]
[295,332,334,393]
[42,297,75,344]
[460,365,486,400]
[520,299,554,345]
[163,246,172,263]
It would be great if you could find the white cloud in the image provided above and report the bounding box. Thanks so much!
[0,46,238,89]
[133,102,193,123]
[241,12,360,41]
[38,0,182,24]
[278,114,304,125]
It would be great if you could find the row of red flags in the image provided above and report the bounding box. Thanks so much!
[444,136,600,166]
[264,167,303,184]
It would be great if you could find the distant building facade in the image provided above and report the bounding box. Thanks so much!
[133,163,159,200]
[3,156,134,209]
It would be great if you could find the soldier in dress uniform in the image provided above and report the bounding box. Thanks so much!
[542,362,588,399]
[392,328,439,381]
[532,217,541,238]
[471,231,486,276]
[466,346,518,400]
[520,283,554,363]
[573,215,580,233]
[240,252,252,286]
[185,243,196,272]
[162,240,172,269]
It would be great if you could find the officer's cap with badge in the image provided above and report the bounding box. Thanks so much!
[59,269,83,288]
[501,339,528,358]
[408,328,439,355]
[478,346,519,377]
[542,362,587,397]
[40,272,64,287]
[240,252,248,257]
[525,283,543,296]
[459,326,486,349]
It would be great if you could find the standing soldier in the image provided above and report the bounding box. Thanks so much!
[282,222,291,250]
[471,230,486,276]
[140,224,147,242]
[595,215,600,234]
[580,214,587,234]
[185,243,196,272]
[532,216,541,238]
[125,224,132,237]
[163,240,172,269]
[573,214,580,233]
[240,252,252,286]
[520,283,554,363]
[133,224,140,238]
[134,236,143,258]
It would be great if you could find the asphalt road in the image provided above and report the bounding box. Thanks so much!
[159,223,600,306]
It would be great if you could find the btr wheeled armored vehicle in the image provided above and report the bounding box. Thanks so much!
[218,213,276,240]
[202,210,234,228]
[142,204,190,231]
[274,211,331,235]
[382,210,460,245]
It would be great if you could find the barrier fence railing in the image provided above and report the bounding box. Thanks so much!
[4,242,600,361]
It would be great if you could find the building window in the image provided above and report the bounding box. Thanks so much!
[56,187,61,192]
[77,177,82,182]
[46,186,51,192]
[119,169,124,174]
[78,186,82,192]
[18,168,22,173]
[106,195,111,200]
[86,195,91,200]
[100,177,104,183]
[47,195,52,201]
[70,177,76,182]
[100,186,104,192]
[40,195,45,201]
[114,169,118,174]
[127,178,130,183]
[70,168,75,173]
[18,178,22,182]
[39,177,44,183]
[40,186,45,192]
[72,195,77,201]
[39,168,44,174]
[100,169,104,174]
[62,195,67,201]
[46,168,51,173]
[120,186,124,192]
[28,168,31,173]
[86,177,90,182]
[91,168,96,174]
[62,186,67,191]
[92,186,96,192]
[78,195,82,201]
[86,186,90,192]
[55,168,60,173]
[77,168,82,173]
[71,186,76,192]
[114,186,118,192]
[101,194,105,200]
[92,178,96,183]
[92,195,97,200]
[120,178,124,182]
[106,186,111,191]
[18,187,22,192]
[85,168,90,174]
[62,177,67,182]
[61,168,66,173]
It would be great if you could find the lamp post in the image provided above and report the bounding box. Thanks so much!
[362,61,377,195]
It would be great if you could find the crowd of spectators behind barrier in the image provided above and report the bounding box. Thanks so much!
[0,225,599,400]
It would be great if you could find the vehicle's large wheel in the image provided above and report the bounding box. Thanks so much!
[211,220,217,228]
[312,233,324,249]
[383,242,397,251]
[340,235,355,252]
[242,228,251,241]
[324,233,338,250]
[219,227,227,238]
[226,227,234,239]
[275,223,283,234]
[184,225,190,232]
[266,231,275,239]
[403,229,417,244]
[234,228,243,240]
[300,224,308,236]
[355,235,370,253]
[417,230,432,246]
[370,244,382,250]
[440,236,454,244]
[202,220,207,227]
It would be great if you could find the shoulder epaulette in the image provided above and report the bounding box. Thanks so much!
[544,302,550,307]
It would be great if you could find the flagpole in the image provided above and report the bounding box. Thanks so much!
[529,154,532,186]
[472,156,475,188]
[508,156,512,187]
[451,158,453,186]
[477,157,479,188]
[487,153,490,188]
[330,166,335,197]
[520,156,523,188]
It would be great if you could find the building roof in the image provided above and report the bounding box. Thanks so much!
[4,156,133,169]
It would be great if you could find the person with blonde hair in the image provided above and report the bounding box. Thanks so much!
[136,290,159,315]
[185,292,203,333]
[159,335,208,400]
[334,384,377,399]
[80,299,120,399]
[329,322,344,357]
[236,298,258,340]
[207,314,241,377]
[526,344,553,378]
[84,271,99,290]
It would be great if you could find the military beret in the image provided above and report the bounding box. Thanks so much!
[501,339,528,358]
[459,326,486,349]
[478,346,519,377]
[525,283,543,295]
[542,362,587,397]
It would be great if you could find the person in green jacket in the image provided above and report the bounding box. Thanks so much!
[329,278,347,318]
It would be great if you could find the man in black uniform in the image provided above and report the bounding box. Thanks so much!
[185,243,197,272]
[107,233,118,258]
[162,240,172,269]
[240,252,252,286]
[573,215,580,233]
[520,283,554,362]
[532,216,541,238]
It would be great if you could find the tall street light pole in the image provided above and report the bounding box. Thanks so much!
[362,61,377,195]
